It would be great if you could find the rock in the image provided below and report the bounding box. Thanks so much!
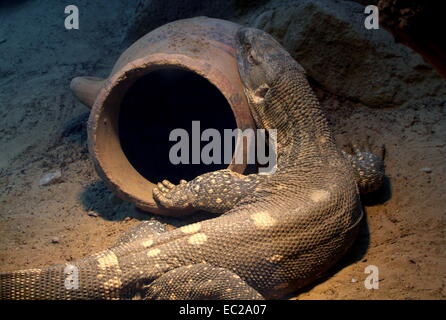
[420,167,432,173]
[50,236,60,244]
[38,170,62,186]
[351,278,358,283]
[87,211,98,217]
[378,1,446,79]
[239,0,446,108]
[121,0,446,108]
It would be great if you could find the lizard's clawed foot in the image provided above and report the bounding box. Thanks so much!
[153,179,192,210]
[348,136,385,161]
[342,137,385,194]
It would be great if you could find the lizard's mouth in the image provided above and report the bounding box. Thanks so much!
[245,84,270,129]
[246,84,269,105]
[254,84,269,99]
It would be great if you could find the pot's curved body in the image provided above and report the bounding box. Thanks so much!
[70,17,254,215]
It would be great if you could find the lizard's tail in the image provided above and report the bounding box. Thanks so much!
[0,265,68,300]
[0,260,116,300]
[1,248,134,300]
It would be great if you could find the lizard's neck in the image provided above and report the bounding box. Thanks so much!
[262,69,337,168]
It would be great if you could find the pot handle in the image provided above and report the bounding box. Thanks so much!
[70,76,105,108]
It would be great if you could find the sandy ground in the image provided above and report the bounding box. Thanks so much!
[0,1,445,299]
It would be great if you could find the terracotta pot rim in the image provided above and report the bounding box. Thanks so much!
[88,53,252,215]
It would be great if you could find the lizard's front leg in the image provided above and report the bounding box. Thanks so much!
[153,169,265,214]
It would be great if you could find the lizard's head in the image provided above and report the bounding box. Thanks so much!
[235,27,305,128]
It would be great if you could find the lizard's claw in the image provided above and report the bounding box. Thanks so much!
[153,180,192,210]
[345,136,385,160]
[162,180,176,189]
[157,182,170,193]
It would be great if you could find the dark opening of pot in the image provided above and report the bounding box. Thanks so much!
[119,68,237,184]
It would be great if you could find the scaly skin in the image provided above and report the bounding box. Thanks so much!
[0,27,384,300]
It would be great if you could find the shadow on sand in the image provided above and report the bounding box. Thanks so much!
[80,180,217,228]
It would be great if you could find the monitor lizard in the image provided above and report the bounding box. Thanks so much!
[0,27,384,300]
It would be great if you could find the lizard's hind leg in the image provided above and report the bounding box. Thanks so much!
[144,264,264,300]
[153,169,266,214]
[342,138,385,194]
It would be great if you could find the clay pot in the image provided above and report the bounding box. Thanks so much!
[70,17,254,215]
